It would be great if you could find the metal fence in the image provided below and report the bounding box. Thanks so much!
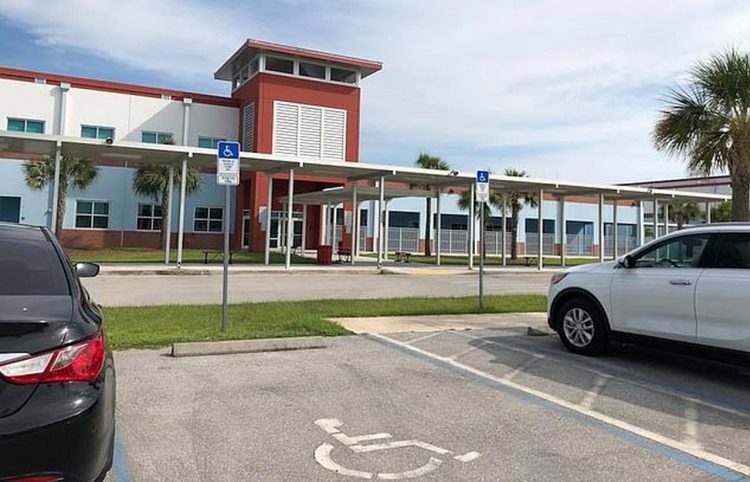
[603,235,639,257]
[387,227,420,253]
[484,231,513,255]
[438,229,469,254]
[525,233,556,256]
[565,234,593,256]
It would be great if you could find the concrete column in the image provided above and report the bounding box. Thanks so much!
[612,199,619,259]
[285,169,295,270]
[559,197,566,267]
[538,189,544,270]
[176,157,188,267]
[351,186,358,265]
[436,189,442,266]
[384,201,390,260]
[165,166,174,264]
[501,194,507,267]
[332,203,338,252]
[598,194,604,263]
[706,202,712,224]
[469,184,475,270]
[264,175,273,265]
[378,177,385,268]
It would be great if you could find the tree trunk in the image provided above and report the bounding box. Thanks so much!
[160,187,170,250]
[55,188,66,239]
[731,169,750,221]
[510,207,519,260]
[424,198,432,257]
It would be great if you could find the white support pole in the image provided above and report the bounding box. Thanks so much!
[165,166,174,264]
[653,197,659,238]
[280,202,287,253]
[638,201,645,247]
[560,197,566,267]
[264,175,273,265]
[598,194,604,263]
[332,203,338,251]
[384,201,390,260]
[612,199,619,259]
[285,169,294,270]
[663,202,670,235]
[706,202,712,224]
[537,189,544,270]
[436,189,442,266]
[469,184,475,270]
[50,144,62,234]
[176,157,188,268]
[301,204,307,256]
[378,177,385,269]
[351,187,357,265]
[325,203,332,244]
[501,194,508,267]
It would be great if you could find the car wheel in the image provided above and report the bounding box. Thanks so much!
[556,298,609,356]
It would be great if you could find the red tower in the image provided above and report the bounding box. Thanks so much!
[214,40,382,251]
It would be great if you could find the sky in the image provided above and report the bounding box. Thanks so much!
[1,0,749,184]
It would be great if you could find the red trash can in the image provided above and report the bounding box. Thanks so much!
[317,245,333,265]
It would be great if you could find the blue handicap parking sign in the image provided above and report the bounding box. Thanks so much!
[476,170,489,183]
[217,141,240,160]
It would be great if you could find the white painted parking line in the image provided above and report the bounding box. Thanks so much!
[406,332,444,345]
[313,418,481,479]
[580,375,610,409]
[503,354,543,381]
[371,333,750,478]
[683,402,701,450]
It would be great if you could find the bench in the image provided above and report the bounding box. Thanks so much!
[522,255,537,267]
[202,250,235,265]
[394,251,411,263]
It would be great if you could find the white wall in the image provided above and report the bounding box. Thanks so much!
[0,79,60,134]
[188,103,239,144]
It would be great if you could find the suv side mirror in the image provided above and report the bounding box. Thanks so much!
[75,262,100,278]
[621,255,635,269]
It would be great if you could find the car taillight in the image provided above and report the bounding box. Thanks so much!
[0,333,105,385]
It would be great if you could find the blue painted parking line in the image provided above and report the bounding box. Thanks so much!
[113,425,132,482]
[368,334,750,482]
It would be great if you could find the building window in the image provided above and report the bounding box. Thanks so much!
[137,203,162,231]
[194,207,223,232]
[75,201,110,229]
[265,56,294,74]
[249,57,259,76]
[299,62,326,80]
[243,103,255,151]
[198,137,226,149]
[81,125,114,140]
[330,67,357,84]
[8,118,44,134]
[273,101,345,161]
[141,131,174,144]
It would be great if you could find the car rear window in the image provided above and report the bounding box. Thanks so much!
[0,237,70,295]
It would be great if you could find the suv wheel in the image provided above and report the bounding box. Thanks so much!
[556,298,609,356]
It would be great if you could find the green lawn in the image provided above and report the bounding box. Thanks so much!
[367,253,599,267]
[67,247,314,265]
[104,295,547,350]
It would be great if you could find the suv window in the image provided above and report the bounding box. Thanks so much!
[0,237,69,295]
[709,233,750,269]
[633,234,711,269]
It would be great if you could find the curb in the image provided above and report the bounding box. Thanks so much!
[171,336,328,357]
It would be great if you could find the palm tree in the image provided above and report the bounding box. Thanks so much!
[503,169,537,260]
[670,202,702,229]
[414,153,450,256]
[711,201,732,222]
[457,187,503,256]
[654,49,750,221]
[24,157,98,235]
[132,138,202,249]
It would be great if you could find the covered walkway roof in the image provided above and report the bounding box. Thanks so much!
[0,130,731,204]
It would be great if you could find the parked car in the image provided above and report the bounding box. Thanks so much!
[0,223,114,482]
[548,224,750,356]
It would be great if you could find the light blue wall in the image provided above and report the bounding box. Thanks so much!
[0,159,235,233]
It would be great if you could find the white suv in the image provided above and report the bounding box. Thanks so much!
[547,224,750,356]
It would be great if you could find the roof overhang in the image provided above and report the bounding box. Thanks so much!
[214,39,383,81]
[0,130,731,205]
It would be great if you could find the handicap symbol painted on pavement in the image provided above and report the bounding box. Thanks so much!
[313,418,481,479]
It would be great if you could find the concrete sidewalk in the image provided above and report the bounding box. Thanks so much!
[331,312,549,334]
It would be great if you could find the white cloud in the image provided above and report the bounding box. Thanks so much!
[1,0,749,183]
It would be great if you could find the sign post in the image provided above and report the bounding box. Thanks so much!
[216,141,240,333]
[476,170,489,313]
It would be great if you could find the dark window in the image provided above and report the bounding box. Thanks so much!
[389,211,420,229]
[710,233,750,269]
[137,203,162,231]
[435,213,468,230]
[487,216,511,232]
[299,62,326,79]
[525,218,556,234]
[0,238,69,295]
[75,201,109,229]
[633,234,710,269]
[194,207,223,232]
[605,223,636,236]
[567,220,594,236]
[330,67,357,84]
[0,196,21,223]
[265,56,294,74]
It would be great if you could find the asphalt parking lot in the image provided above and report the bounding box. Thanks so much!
[113,326,750,481]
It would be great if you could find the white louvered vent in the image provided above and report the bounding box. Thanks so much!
[322,109,345,161]
[273,102,299,156]
[272,101,346,161]
[243,103,255,151]
[299,106,322,158]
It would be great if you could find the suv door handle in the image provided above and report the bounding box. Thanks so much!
[669,279,693,286]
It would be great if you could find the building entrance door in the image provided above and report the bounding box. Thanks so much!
[270,211,303,249]
[241,210,251,249]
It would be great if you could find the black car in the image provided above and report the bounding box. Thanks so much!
[0,223,115,482]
